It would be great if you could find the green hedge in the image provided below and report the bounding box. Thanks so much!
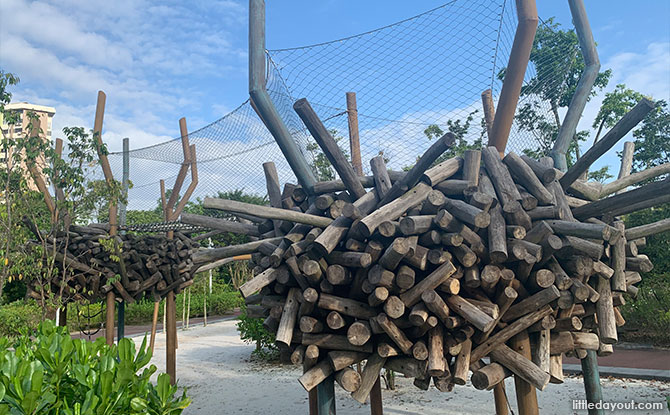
[0,300,42,339]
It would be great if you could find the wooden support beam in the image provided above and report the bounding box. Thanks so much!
[346,92,363,176]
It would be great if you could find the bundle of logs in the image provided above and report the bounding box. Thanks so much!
[192,99,669,403]
[25,222,200,304]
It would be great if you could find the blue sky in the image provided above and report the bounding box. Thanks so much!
[1,0,668,180]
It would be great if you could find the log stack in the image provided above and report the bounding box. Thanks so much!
[25,223,200,304]
[202,137,655,402]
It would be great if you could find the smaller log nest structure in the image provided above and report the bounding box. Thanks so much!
[185,98,669,403]
[24,221,202,304]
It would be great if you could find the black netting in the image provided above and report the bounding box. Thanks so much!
[99,1,578,213]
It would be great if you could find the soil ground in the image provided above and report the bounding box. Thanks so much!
[146,319,670,415]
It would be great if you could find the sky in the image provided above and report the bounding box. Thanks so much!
[0,0,669,198]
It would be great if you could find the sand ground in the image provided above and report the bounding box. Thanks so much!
[146,319,669,414]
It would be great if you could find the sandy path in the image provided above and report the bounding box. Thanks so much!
[147,319,669,414]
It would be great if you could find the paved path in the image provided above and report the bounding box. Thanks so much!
[71,310,670,380]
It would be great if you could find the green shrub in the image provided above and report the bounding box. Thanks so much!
[0,300,41,339]
[0,320,191,414]
[620,281,670,346]
[236,307,278,361]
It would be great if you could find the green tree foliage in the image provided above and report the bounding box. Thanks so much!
[0,320,191,414]
[587,165,613,184]
[500,18,611,162]
[305,130,349,181]
[631,100,670,172]
[592,84,645,144]
[420,109,483,169]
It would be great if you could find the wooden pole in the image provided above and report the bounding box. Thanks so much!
[370,376,383,415]
[510,331,538,415]
[487,0,538,155]
[166,290,177,385]
[149,300,160,353]
[493,383,509,415]
[105,291,115,345]
[346,92,363,176]
[481,89,495,139]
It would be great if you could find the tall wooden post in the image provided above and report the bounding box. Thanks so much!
[346,92,363,175]
[166,290,177,384]
[91,91,118,346]
[510,331,539,415]
[369,376,383,415]
[487,0,538,155]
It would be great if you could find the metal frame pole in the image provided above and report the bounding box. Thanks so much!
[118,137,129,340]
[316,375,336,415]
[249,0,317,193]
[487,0,538,156]
[550,0,601,171]
[581,350,605,415]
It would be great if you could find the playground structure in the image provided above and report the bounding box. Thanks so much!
[21,1,670,415]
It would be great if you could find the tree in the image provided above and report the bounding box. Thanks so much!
[500,18,611,162]
[305,129,350,181]
[631,100,670,172]
[592,84,645,144]
[421,109,483,169]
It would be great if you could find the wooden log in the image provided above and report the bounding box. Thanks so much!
[300,316,324,334]
[472,362,512,390]
[487,204,508,263]
[395,265,416,290]
[276,288,301,347]
[302,334,373,353]
[368,286,389,307]
[545,220,618,242]
[549,354,564,384]
[380,133,456,205]
[463,150,481,187]
[204,198,332,227]
[452,338,472,385]
[482,146,522,211]
[560,98,655,189]
[377,342,400,358]
[328,351,368,371]
[376,313,413,354]
[384,357,428,378]
[327,251,372,268]
[379,238,410,270]
[596,276,618,344]
[181,214,262,239]
[427,325,447,376]
[446,295,495,332]
[435,179,471,195]
[335,367,362,393]
[326,311,347,330]
[351,353,386,404]
[572,332,600,350]
[502,286,560,323]
[384,295,406,319]
[470,305,554,363]
[399,215,434,235]
[421,190,447,215]
[318,293,376,319]
[399,261,456,307]
[412,340,429,361]
[443,198,491,228]
[420,153,462,187]
[357,182,432,238]
[490,344,550,391]
[532,328,551,373]
[192,237,282,265]
[370,155,392,200]
[503,152,554,205]
[239,267,280,298]
[602,162,670,197]
[625,217,670,240]
[299,360,333,392]
[520,155,556,184]
[463,266,481,288]
[571,177,670,220]
[347,321,372,346]
[294,98,366,198]
[626,255,654,273]
[421,290,450,325]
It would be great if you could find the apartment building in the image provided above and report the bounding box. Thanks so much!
[0,102,56,189]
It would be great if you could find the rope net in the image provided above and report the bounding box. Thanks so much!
[101,0,580,217]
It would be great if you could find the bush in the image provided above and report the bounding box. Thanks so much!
[0,320,191,414]
[620,281,670,346]
[236,307,278,361]
[0,300,41,339]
